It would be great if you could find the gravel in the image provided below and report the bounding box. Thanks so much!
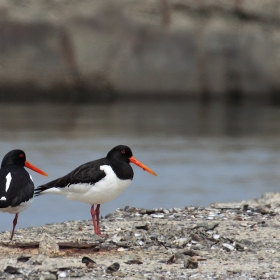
[0,192,280,279]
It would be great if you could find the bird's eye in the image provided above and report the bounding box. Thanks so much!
[121,150,125,154]
[19,154,24,158]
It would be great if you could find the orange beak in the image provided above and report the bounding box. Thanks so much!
[129,156,157,176]
[25,161,48,177]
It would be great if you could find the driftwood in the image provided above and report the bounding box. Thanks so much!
[1,242,99,249]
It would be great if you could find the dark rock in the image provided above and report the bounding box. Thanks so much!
[135,224,150,231]
[125,259,143,265]
[191,234,202,242]
[184,257,198,269]
[17,254,31,262]
[106,262,120,274]
[82,256,96,268]
[4,266,20,274]
[192,222,219,231]
[182,250,200,257]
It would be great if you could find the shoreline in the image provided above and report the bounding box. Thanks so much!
[0,192,279,279]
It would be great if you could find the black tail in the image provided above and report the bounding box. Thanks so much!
[34,184,54,196]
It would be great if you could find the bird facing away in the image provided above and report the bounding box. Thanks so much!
[0,149,48,240]
[35,145,157,235]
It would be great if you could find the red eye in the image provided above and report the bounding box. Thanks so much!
[19,154,24,158]
[121,150,125,154]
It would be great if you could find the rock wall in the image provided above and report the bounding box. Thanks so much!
[0,0,280,101]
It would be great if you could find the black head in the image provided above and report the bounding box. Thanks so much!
[106,145,133,163]
[1,149,26,168]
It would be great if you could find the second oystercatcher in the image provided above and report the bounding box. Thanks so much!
[35,145,157,235]
[0,150,48,240]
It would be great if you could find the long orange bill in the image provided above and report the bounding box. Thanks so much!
[129,156,157,176]
[25,161,48,177]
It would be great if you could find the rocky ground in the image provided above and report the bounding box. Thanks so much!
[0,192,280,279]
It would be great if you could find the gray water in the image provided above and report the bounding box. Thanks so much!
[0,100,280,232]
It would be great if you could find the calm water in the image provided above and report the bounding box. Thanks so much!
[0,100,280,232]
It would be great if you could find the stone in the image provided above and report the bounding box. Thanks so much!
[38,233,59,257]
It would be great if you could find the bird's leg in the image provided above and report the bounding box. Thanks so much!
[90,205,99,235]
[10,213,18,241]
[95,204,101,235]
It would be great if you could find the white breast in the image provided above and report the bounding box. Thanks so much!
[0,198,33,214]
[43,165,132,205]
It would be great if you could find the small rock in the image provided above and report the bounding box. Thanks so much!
[234,216,243,221]
[173,253,187,264]
[17,254,31,262]
[58,271,67,278]
[182,250,200,257]
[235,242,247,251]
[192,222,219,231]
[151,213,165,218]
[167,255,175,264]
[191,234,202,242]
[213,234,220,240]
[171,237,190,248]
[184,257,198,269]
[227,268,242,274]
[106,262,120,274]
[222,243,235,251]
[4,266,20,274]
[125,259,143,265]
[82,256,96,268]
[39,233,59,256]
[135,224,149,230]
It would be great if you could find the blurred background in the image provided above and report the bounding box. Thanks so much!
[0,0,280,231]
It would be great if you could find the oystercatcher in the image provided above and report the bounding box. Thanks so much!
[35,145,157,235]
[0,150,48,240]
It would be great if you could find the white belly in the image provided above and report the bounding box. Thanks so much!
[0,198,33,214]
[43,165,132,205]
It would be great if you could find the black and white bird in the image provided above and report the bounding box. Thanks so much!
[35,145,157,235]
[0,149,48,240]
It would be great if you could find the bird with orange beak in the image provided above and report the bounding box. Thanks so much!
[35,145,157,235]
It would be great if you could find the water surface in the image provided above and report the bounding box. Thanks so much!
[0,100,280,232]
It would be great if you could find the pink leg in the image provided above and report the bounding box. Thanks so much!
[90,205,98,234]
[95,204,101,235]
[10,213,18,241]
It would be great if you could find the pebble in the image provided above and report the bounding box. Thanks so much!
[222,243,235,251]
[38,233,59,257]
[151,214,165,218]
[57,271,67,278]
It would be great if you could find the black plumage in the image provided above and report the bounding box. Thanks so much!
[0,149,47,240]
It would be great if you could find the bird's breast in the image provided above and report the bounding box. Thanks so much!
[61,165,132,204]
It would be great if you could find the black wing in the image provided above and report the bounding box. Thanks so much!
[35,158,107,195]
[0,167,34,208]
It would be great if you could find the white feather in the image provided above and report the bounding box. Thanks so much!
[41,165,132,205]
[5,172,12,192]
[0,198,33,214]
